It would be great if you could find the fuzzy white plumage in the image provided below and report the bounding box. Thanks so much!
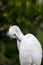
[7,25,42,65]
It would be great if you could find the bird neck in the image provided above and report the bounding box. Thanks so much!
[16,33,24,50]
[16,29,24,42]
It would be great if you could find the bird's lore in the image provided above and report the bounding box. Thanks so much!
[7,25,42,65]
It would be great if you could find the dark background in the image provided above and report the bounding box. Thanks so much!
[0,0,43,65]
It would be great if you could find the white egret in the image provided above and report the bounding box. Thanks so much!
[7,25,42,65]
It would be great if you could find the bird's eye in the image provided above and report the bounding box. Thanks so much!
[13,34,16,36]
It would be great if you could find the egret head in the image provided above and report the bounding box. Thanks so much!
[7,25,24,41]
[7,25,19,39]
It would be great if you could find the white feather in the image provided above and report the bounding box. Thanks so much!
[7,25,42,65]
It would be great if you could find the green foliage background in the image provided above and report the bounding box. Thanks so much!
[0,0,43,65]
